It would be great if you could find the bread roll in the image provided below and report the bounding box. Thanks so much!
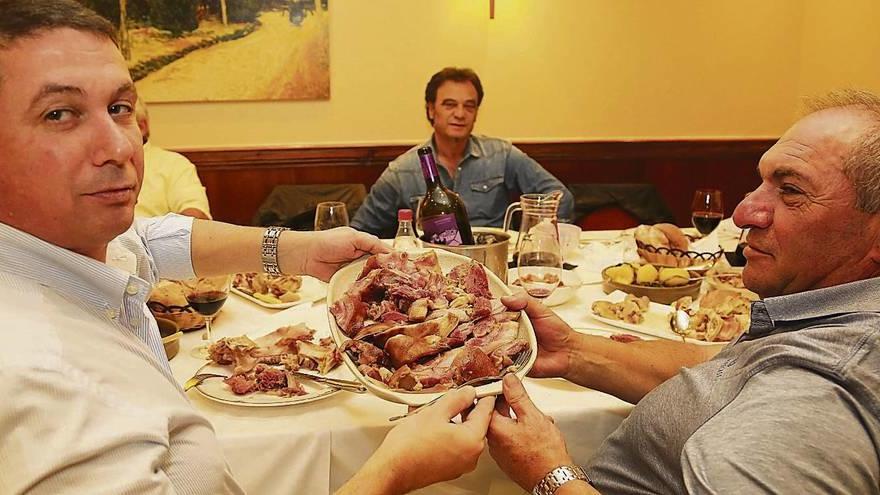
[654,223,689,251]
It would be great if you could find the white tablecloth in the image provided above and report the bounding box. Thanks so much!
[169,234,638,494]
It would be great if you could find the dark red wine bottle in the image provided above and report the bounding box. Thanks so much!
[416,146,474,245]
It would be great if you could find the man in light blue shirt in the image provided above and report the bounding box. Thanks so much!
[352,67,574,237]
[0,2,495,493]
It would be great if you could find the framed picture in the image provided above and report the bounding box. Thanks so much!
[83,0,330,102]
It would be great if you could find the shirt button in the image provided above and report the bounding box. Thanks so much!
[126,284,139,295]
[105,308,119,319]
[482,185,488,190]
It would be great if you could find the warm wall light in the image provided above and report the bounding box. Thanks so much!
[490,0,495,19]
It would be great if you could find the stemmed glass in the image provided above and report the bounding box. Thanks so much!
[517,232,563,300]
[314,201,349,231]
[691,189,724,236]
[183,275,232,359]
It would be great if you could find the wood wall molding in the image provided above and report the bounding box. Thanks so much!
[179,139,776,227]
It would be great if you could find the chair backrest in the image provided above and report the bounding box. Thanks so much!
[569,183,675,230]
[252,184,367,230]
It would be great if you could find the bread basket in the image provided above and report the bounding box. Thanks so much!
[636,239,723,269]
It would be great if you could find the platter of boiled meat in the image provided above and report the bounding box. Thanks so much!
[328,250,537,406]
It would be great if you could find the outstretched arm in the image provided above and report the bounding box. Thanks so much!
[503,293,722,404]
[190,220,389,282]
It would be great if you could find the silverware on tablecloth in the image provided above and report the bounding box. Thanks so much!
[184,370,366,394]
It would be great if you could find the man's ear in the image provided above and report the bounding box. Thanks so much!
[426,103,435,124]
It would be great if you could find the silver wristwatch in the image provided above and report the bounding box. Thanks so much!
[261,226,289,275]
[532,465,591,495]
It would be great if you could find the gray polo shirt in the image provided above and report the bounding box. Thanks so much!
[588,277,880,494]
[350,134,574,237]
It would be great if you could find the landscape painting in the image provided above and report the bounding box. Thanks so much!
[81,0,330,102]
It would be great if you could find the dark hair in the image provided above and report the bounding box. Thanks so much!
[424,67,484,124]
[0,0,117,49]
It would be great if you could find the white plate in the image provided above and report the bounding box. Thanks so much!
[231,276,326,309]
[327,249,538,406]
[588,291,720,346]
[190,307,347,407]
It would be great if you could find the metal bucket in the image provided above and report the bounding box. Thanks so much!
[421,227,510,283]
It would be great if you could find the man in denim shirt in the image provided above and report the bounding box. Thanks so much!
[351,67,574,237]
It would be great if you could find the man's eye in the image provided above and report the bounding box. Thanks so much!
[779,185,802,195]
[464,103,476,111]
[109,103,133,115]
[45,109,74,122]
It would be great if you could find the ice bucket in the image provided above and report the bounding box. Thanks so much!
[421,227,510,283]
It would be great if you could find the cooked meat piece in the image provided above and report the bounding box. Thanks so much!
[385,334,451,368]
[591,300,619,319]
[447,262,491,298]
[470,296,492,320]
[451,346,499,383]
[379,311,409,324]
[624,294,650,312]
[489,339,528,368]
[407,298,429,322]
[296,340,342,375]
[224,374,258,395]
[330,295,370,336]
[355,312,459,346]
[343,339,387,366]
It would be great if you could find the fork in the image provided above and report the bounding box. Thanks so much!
[388,348,532,422]
[183,371,367,394]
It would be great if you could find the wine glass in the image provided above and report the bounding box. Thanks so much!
[517,232,562,300]
[314,201,349,231]
[691,189,724,236]
[183,275,232,359]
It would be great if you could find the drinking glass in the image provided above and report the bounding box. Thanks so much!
[691,189,724,236]
[314,201,350,231]
[517,232,562,300]
[183,275,232,359]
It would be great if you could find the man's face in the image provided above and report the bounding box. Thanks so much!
[0,28,143,260]
[427,80,479,141]
[732,108,880,298]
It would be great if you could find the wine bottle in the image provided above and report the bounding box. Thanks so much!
[416,146,475,246]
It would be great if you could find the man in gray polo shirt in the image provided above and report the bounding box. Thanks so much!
[486,90,880,494]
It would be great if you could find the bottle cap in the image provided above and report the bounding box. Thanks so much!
[417,146,433,156]
[398,209,413,221]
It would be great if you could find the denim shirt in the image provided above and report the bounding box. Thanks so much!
[351,134,574,237]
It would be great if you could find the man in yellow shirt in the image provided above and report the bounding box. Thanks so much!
[135,100,211,219]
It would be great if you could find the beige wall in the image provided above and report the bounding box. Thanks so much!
[145,0,877,150]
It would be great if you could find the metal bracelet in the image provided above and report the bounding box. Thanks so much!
[261,226,289,275]
[532,465,591,495]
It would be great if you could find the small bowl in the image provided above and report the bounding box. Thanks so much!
[155,317,182,360]
[508,269,582,307]
[601,264,701,305]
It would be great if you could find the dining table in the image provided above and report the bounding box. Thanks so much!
[168,225,740,494]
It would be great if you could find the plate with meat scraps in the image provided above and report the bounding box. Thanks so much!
[231,273,327,310]
[326,249,537,407]
[588,290,720,346]
[189,307,348,407]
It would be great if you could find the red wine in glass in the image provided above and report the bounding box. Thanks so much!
[692,212,723,236]
[691,189,724,236]
[186,290,228,316]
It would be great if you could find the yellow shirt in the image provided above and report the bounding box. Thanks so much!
[135,142,211,218]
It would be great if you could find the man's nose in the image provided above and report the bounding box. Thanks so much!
[732,188,772,229]
[91,116,135,168]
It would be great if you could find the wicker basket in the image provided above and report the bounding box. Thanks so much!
[636,240,723,268]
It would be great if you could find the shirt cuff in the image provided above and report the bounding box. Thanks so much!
[139,214,196,281]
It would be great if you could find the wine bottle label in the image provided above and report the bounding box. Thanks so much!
[421,213,464,246]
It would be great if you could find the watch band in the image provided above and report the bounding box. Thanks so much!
[532,465,591,495]
[261,226,289,275]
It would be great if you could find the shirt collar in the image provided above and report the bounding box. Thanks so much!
[748,277,880,336]
[0,221,133,316]
[425,134,484,161]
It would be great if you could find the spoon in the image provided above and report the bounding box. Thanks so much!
[670,309,691,343]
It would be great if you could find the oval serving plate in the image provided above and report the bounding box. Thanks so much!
[327,249,538,407]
